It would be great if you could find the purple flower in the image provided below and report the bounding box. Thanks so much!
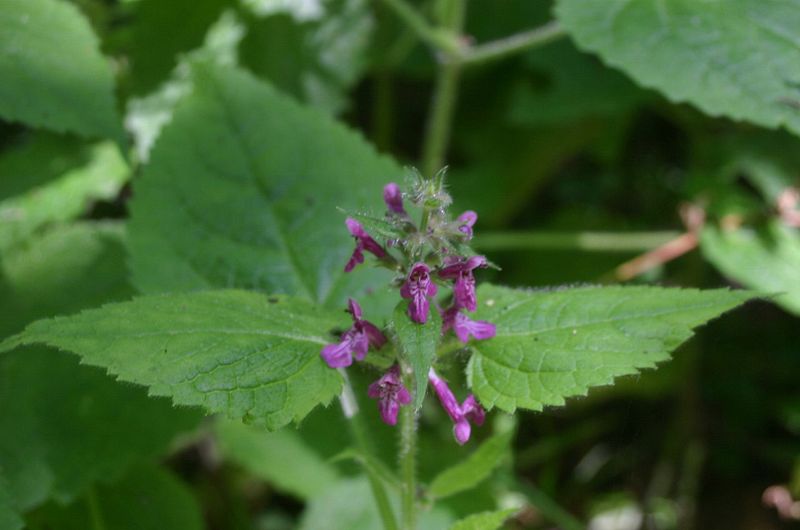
[442,306,496,344]
[428,368,486,445]
[438,255,487,311]
[368,365,411,425]
[383,182,405,215]
[321,298,386,368]
[457,211,477,240]
[400,262,438,324]
[345,218,387,272]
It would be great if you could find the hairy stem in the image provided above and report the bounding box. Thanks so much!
[420,0,466,177]
[339,370,399,530]
[399,404,418,530]
[461,21,566,66]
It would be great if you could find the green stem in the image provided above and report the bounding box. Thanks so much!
[472,230,682,252]
[378,0,460,54]
[399,404,418,530]
[86,486,106,530]
[516,480,585,530]
[420,0,466,177]
[339,370,399,530]
[461,21,566,66]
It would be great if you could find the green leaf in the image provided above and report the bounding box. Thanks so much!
[0,223,202,511]
[468,284,751,413]
[127,64,401,308]
[448,508,518,530]
[508,40,650,127]
[1,290,348,430]
[0,142,128,251]
[701,222,800,315]
[0,222,131,336]
[0,473,22,530]
[0,0,123,140]
[428,431,513,500]
[125,10,245,161]
[0,348,201,511]
[555,0,800,136]
[0,133,91,201]
[127,0,234,94]
[298,477,454,530]
[28,465,204,530]
[393,301,442,409]
[239,0,373,114]
[214,418,339,499]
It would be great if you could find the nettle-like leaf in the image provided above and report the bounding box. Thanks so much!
[701,222,800,315]
[428,430,512,500]
[0,0,123,140]
[448,508,518,530]
[127,64,401,309]
[393,301,442,409]
[29,465,204,530]
[0,223,201,511]
[214,418,339,499]
[555,0,800,136]
[1,291,349,430]
[468,284,751,413]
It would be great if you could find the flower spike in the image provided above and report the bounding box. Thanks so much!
[320,298,386,368]
[383,182,406,215]
[439,255,488,311]
[400,262,438,323]
[344,218,386,272]
[368,365,411,425]
[428,368,486,445]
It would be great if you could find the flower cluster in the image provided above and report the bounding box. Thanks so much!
[319,173,496,443]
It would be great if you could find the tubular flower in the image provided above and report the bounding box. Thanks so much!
[383,182,406,215]
[400,262,438,323]
[344,218,386,272]
[320,298,386,368]
[438,255,487,311]
[457,211,478,240]
[368,365,412,425]
[442,306,496,344]
[428,368,486,445]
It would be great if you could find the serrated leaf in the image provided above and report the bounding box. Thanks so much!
[555,0,800,136]
[701,222,800,315]
[127,64,401,309]
[468,284,751,413]
[0,0,123,140]
[393,301,442,409]
[448,508,517,530]
[1,290,348,430]
[0,142,128,251]
[214,418,339,499]
[28,465,204,530]
[0,349,201,511]
[0,223,201,511]
[428,431,512,500]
